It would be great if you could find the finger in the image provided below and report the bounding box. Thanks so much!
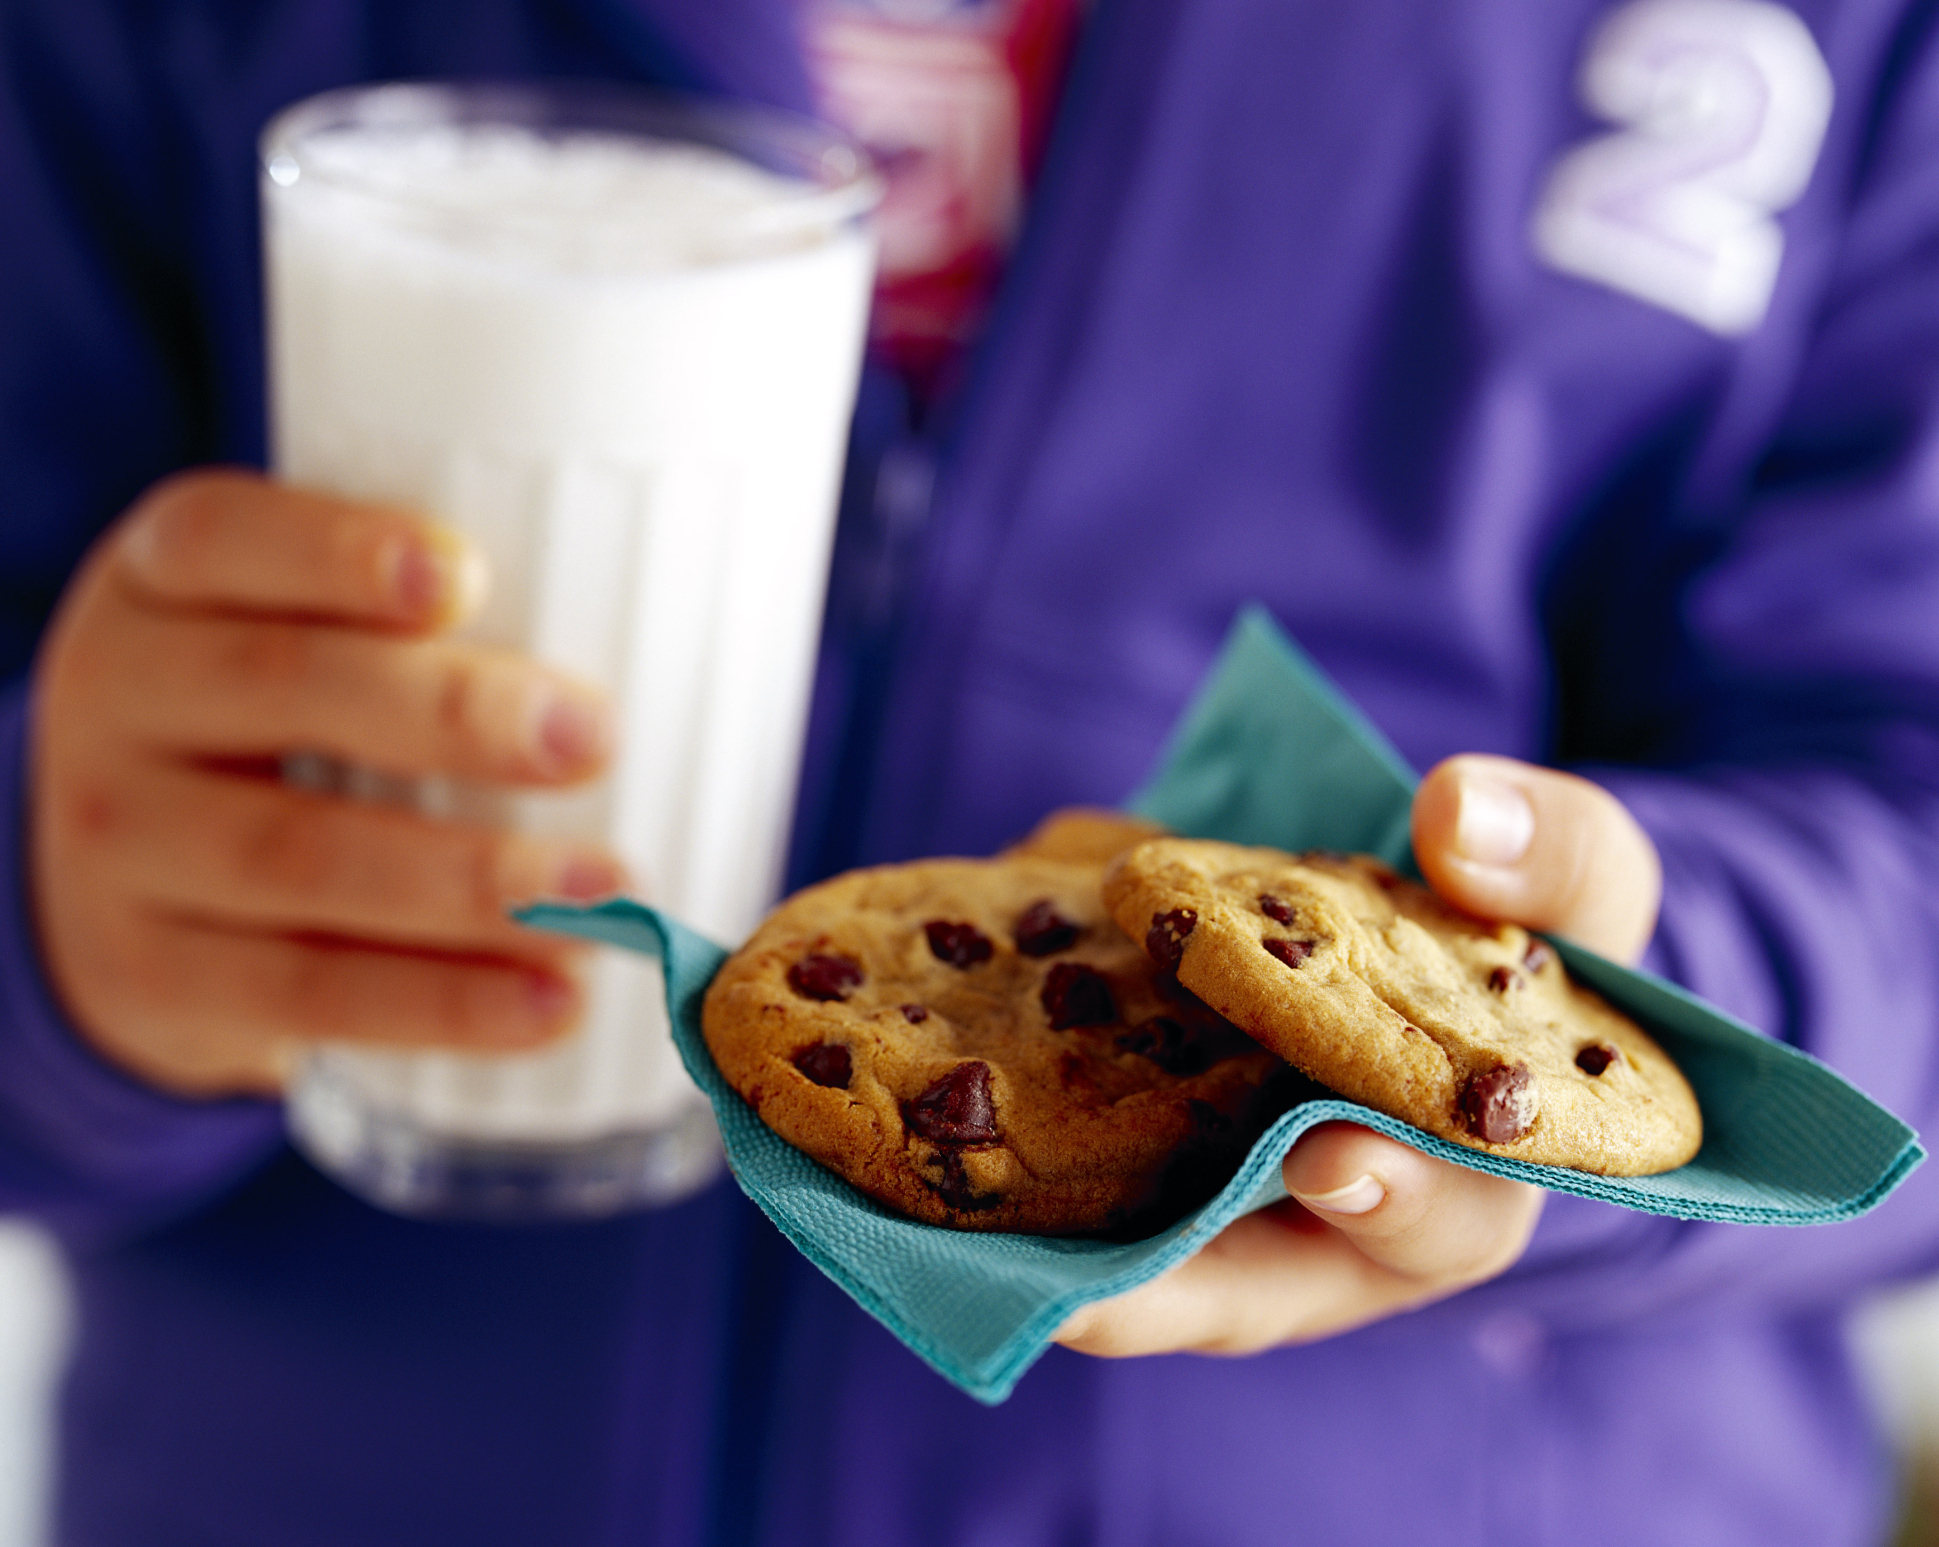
[74,761,624,953]
[98,917,585,1096]
[95,607,612,783]
[1055,1127,1545,1358]
[1055,1205,1382,1355]
[1280,1122,1543,1285]
[117,468,486,629]
[1411,754,1662,963]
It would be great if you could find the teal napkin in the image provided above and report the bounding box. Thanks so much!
[519,606,1923,1404]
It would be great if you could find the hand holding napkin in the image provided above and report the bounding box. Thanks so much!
[522,608,1922,1403]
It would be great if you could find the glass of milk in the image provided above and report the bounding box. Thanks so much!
[259,82,878,1218]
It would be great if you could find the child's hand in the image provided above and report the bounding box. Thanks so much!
[29,469,626,1097]
[1056,756,1659,1356]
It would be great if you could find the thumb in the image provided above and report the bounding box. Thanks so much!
[1281,1122,1543,1293]
[1411,754,1661,965]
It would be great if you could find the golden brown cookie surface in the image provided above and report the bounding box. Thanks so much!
[702,852,1301,1234]
[1002,807,1170,865]
[1101,839,1702,1175]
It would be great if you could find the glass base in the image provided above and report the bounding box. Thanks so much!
[287,1070,724,1221]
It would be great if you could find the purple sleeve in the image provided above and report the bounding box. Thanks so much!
[1489,26,1939,1318]
[0,680,283,1244]
[1494,768,1939,1326]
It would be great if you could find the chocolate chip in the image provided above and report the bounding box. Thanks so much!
[932,1149,1002,1212]
[787,953,863,1002]
[1042,963,1117,1028]
[900,1003,929,1023]
[1145,908,1197,971]
[1013,899,1081,957]
[1258,894,1297,925]
[1524,939,1553,972]
[924,920,993,968]
[1185,1097,1234,1138]
[1488,966,1522,994]
[792,1042,852,1089]
[1264,937,1314,969]
[1056,1050,1103,1098]
[1117,1009,1258,1076]
[1118,1016,1192,1073]
[903,1061,997,1144]
[1575,1044,1616,1077]
[1459,1062,1536,1144]
[1114,1097,1250,1236]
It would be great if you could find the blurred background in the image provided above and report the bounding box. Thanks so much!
[0,1218,1937,1545]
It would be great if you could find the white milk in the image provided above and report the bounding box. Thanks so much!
[261,92,875,1211]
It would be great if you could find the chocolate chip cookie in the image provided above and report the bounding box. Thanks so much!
[1101,839,1702,1174]
[1002,806,1169,866]
[702,849,1303,1234]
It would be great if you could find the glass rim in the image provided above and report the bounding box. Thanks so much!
[258,79,882,239]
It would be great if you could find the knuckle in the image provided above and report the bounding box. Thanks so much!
[120,927,196,1020]
[278,945,357,1040]
[66,919,216,1081]
[432,651,532,769]
[50,906,144,1014]
[221,622,318,695]
[441,968,491,1043]
[433,654,487,746]
[442,962,532,1046]
[237,799,343,899]
[466,832,517,919]
[52,779,122,849]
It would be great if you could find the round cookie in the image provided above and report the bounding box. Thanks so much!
[1101,839,1702,1175]
[1002,806,1170,866]
[702,853,1303,1234]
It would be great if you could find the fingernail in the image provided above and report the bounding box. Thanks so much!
[1292,1174,1386,1215]
[390,530,486,623]
[553,855,625,902]
[535,691,611,773]
[121,511,164,579]
[1454,775,1535,868]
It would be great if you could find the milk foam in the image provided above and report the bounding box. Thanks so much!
[282,124,843,272]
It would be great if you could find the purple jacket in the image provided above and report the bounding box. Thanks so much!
[5,0,1939,1542]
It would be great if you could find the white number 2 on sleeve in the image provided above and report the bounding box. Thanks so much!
[1531,0,1833,336]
